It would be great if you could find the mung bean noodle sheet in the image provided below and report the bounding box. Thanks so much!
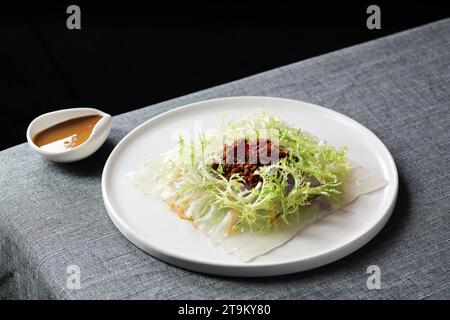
[127,112,388,261]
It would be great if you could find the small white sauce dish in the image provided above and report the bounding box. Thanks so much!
[27,107,112,163]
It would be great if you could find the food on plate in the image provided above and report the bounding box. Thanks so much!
[127,112,388,261]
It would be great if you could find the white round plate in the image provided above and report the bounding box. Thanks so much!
[102,96,398,277]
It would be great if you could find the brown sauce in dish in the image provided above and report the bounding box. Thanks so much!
[33,115,102,152]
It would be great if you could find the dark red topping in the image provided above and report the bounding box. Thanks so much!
[212,138,289,189]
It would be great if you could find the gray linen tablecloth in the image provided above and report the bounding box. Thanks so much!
[1,19,449,300]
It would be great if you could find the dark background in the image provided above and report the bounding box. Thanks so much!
[1,1,449,151]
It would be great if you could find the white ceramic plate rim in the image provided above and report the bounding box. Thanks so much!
[102,96,398,276]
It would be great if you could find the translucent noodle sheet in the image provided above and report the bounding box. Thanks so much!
[127,113,388,261]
